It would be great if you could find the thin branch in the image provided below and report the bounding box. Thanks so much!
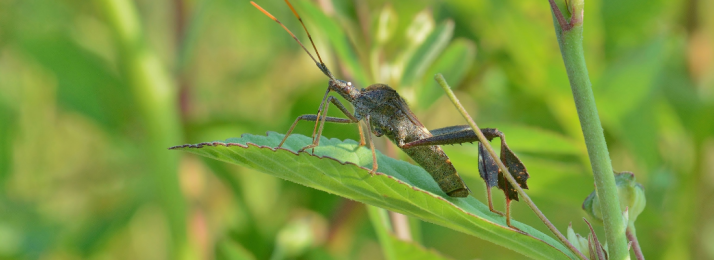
[627,225,645,260]
[435,74,588,260]
[548,0,571,30]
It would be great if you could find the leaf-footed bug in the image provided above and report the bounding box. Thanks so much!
[251,0,529,227]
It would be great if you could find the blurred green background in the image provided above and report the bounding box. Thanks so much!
[1,0,713,259]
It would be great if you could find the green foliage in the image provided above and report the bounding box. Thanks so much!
[171,132,574,260]
[1,0,712,259]
[367,206,452,260]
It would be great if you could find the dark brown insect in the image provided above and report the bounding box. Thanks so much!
[251,0,529,224]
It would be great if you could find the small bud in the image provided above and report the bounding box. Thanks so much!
[567,223,590,257]
[566,0,584,25]
[582,171,646,226]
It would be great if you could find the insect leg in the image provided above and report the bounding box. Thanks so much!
[364,115,378,175]
[310,88,332,143]
[279,115,354,148]
[357,122,366,146]
[479,142,504,216]
[486,183,504,216]
[298,96,360,153]
[504,198,521,231]
[400,126,503,148]
[506,198,512,227]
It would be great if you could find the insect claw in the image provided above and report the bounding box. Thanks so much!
[509,224,523,233]
[369,164,378,176]
[490,209,505,217]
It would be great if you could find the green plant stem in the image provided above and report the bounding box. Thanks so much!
[98,0,192,259]
[547,1,629,259]
[368,206,398,260]
[627,224,644,260]
[389,211,413,241]
[434,74,588,260]
[383,140,414,243]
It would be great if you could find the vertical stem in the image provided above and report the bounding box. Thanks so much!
[389,211,412,241]
[367,206,397,260]
[548,1,629,259]
[98,0,192,258]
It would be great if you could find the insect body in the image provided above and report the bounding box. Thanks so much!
[251,1,531,228]
[251,1,471,197]
[352,84,471,197]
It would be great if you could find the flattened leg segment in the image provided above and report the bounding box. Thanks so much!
[401,126,503,148]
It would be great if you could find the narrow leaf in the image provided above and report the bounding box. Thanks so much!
[417,39,476,110]
[400,20,454,88]
[298,1,370,85]
[170,132,575,260]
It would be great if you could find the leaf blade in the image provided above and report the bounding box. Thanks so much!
[171,132,575,260]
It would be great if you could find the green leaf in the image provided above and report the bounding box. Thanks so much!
[482,124,583,155]
[19,35,132,132]
[416,39,475,110]
[367,206,452,260]
[401,20,454,89]
[216,239,257,260]
[595,39,665,124]
[390,236,452,260]
[298,1,370,85]
[171,132,576,260]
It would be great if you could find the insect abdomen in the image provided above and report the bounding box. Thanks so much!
[401,145,470,197]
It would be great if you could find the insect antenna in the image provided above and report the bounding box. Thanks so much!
[250,1,335,80]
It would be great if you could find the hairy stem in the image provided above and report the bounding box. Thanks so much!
[547,1,629,259]
[435,74,588,260]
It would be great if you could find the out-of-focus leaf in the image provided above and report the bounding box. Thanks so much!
[0,101,14,184]
[298,1,370,85]
[374,5,398,46]
[176,0,212,72]
[390,235,451,260]
[417,39,475,110]
[216,239,257,260]
[75,201,141,256]
[19,35,132,132]
[170,132,575,260]
[479,124,582,155]
[367,206,452,260]
[595,39,665,123]
[601,0,670,56]
[401,20,454,89]
[595,39,667,170]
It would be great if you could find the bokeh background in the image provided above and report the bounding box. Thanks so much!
[1,0,713,259]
